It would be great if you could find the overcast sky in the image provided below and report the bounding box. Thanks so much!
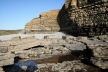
[0,0,65,30]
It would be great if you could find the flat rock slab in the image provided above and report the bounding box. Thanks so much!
[0,53,15,66]
[90,45,108,59]
[91,57,108,69]
[0,54,15,61]
[0,58,14,66]
[0,32,66,41]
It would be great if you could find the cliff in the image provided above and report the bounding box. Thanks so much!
[25,0,108,36]
[25,10,60,33]
[58,0,108,36]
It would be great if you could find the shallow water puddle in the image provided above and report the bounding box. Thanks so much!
[3,51,104,72]
[14,60,37,66]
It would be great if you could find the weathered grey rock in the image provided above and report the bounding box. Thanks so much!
[0,54,15,61]
[91,57,108,69]
[0,53,15,66]
[16,53,30,59]
[37,60,100,72]
[62,35,74,40]
[98,35,108,41]
[0,46,8,53]
[81,39,108,59]
[79,39,108,69]
[51,50,60,55]
[0,32,107,71]
[52,45,64,50]
[0,58,14,66]
[76,37,88,41]
[90,45,108,59]
[65,41,86,51]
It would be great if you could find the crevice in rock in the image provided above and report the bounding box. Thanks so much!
[24,45,45,50]
[81,43,94,65]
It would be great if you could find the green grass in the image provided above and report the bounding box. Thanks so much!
[0,30,21,36]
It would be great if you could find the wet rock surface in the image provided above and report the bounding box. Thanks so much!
[37,61,101,72]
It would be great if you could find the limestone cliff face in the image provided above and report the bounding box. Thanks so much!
[58,0,108,36]
[25,0,108,35]
[25,10,60,33]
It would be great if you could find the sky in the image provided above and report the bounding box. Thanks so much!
[0,0,65,30]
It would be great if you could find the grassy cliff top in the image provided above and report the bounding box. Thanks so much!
[0,30,21,36]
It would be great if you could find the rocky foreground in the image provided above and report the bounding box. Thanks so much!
[0,32,108,72]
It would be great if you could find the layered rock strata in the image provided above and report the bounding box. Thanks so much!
[25,10,60,33]
[25,0,108,36]
[58,0,108,36]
